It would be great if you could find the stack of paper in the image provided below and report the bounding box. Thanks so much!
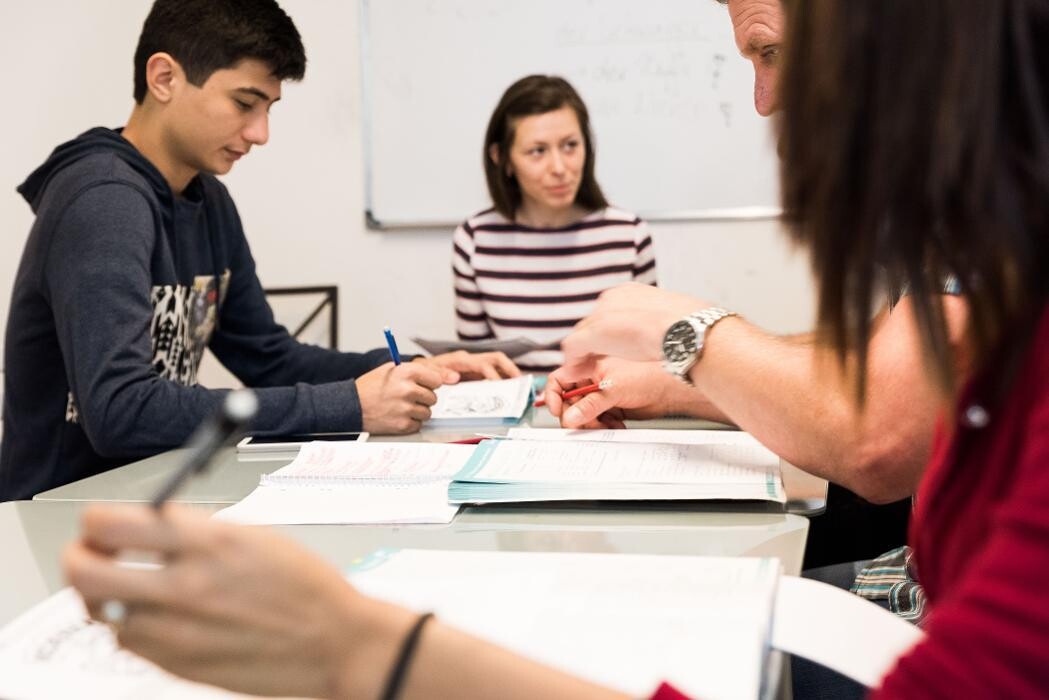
[214,442,474,525]
[351,549,780,699]
[449,429,785,504]
[427,375,533,427]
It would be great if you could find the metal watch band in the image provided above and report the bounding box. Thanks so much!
[688,307,737,330]
[662,307,739,386]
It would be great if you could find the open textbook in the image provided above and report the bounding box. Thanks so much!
[428,375,533,427]
[449,431,786,505]
[0,551,924,700]
[214,442,474,525]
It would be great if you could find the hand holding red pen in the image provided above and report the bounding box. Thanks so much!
[532,379,611,409]
[544,357,709,429]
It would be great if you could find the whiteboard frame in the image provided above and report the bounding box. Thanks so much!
[358,0,782,231]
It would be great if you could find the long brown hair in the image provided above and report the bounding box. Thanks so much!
[483,75,608,220]
[779,0,1049,395]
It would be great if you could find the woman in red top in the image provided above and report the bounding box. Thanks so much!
[63,1,1049,698]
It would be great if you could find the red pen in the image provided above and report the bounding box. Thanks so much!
[533,379,612,408]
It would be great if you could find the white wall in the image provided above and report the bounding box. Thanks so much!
[0,0,815,380]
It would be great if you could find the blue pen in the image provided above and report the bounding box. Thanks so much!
[383,326,402,365]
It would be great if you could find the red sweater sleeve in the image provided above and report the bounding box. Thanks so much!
[648,682,693,700]
[871,401,1049,697]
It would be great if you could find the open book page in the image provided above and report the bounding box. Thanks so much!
[263,442,475,484]
[213,443,474,525]
[350,549,780,700]
[466,440,782,487]
[429,375,533,424]
[213,481,459,525]
[773,576,925,687]
[0,588,264,700]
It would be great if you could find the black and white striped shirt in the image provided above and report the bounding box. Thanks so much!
[452,207,657,372]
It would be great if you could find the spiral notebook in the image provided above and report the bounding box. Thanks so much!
[214,442,474,525]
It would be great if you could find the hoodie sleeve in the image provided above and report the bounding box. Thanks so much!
[206,221,392,387]
[43,183,367,458]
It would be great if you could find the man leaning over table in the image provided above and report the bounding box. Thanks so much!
[544,0,970,617]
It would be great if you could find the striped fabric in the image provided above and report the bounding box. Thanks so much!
[851,545,928,624]
[851,276,960,625]
[452,207,657,372]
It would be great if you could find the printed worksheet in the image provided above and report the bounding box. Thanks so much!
[429,375,533,425]
[0,589,249,699]
[505,428,770,447]
[450,437,786,503]
[466,440,777,484]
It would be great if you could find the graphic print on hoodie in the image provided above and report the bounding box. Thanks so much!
[64,270,230,425]
[1,127,389,501]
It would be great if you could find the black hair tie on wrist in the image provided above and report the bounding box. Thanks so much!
[380,612,435,700]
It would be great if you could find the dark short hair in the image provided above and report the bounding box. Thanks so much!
[779,0,1049,396]
[483,75,608,220]
[133,0,306,104]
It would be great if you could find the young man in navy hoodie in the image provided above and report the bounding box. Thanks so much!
[0,0,517,501]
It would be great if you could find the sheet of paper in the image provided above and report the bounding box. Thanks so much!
[429,375,533,423]
[215,443,472,525]
[264,442,474,484]
[772,576,925,687]
[464,440,780,486]
[0,588,258,699]
[411,336,551,358]
[506,427,769,447]
[213,481,459,525]
[351,549,779,700]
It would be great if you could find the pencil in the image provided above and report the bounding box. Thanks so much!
[533,379,612,408]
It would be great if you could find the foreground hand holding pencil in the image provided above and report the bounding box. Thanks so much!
[64,504,624,700]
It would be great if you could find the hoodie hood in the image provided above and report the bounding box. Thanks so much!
[17,127,172,214]
[16,127,225,324]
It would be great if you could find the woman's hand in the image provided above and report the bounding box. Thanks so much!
[63,504,414,699]
[415,350,521,381]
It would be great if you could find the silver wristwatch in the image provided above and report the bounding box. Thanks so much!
[661,307,738,384]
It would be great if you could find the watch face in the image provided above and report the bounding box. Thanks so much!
[663,320,698,364]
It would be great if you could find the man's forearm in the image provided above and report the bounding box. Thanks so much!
[685,314,939,502]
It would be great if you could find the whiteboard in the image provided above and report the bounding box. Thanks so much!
[361,0,780,228]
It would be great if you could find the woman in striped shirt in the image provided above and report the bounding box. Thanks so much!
[452,75,657,373]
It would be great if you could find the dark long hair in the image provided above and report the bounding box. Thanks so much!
[779,0,1049,395]
[483,75,608,220]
